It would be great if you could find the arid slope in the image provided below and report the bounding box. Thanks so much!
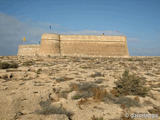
[0,56,160,120]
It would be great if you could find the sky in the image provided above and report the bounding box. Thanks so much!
[0,0,160,56]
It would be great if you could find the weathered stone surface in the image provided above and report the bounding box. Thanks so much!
[18,45,40,56]
[39,34,60,56]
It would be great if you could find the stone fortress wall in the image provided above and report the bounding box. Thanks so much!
[17,45,40,56]
[17,33,129,57]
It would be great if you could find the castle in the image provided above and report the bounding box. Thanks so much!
[17,33,129,57]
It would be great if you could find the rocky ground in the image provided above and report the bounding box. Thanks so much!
[0,56,160,120]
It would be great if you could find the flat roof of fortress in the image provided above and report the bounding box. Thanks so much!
[41,33,126,37]
[41,33,126,42]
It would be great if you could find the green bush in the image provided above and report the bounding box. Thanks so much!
[112,70,150,97]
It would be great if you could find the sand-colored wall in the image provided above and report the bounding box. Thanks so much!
[60,35,129,57]
[17,45,40,56]
[39,34,60,56]
[17,33,129,57]
[60,35,125,42]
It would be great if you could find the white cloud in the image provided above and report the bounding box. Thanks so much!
[0,13,48,56]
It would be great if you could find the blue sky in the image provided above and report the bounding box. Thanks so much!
[0,0,160,56]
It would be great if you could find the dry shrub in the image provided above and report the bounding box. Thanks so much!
[70,83,79,91]
[36,99,73,118]
[70,82,109,100]
[110,89,119,97]
[77,98,88,105]
[70,82,110,102]
[90,72,104,78]
[92,87,108,101]
[70,82,96,92]
[130,66,138,70]
[143,100,153,106]
[56,77,74,82]
[36,68,42,74]
[128,58,133,61]
[0,61,18,69]
[114,96,140,108]
[70,82,94,99]
[120,104,126,109]
[57,90,69,99]
[112,70,150,97]
[23,60,34,66]
[91,115,104,120]
[134,96,140,102]
[72,92,88,99]
[77,98,89,109]
[94,79,104,84]
[148,106,160,116]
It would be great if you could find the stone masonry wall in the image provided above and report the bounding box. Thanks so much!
[17,34,129,57]
[60,35,129,57]
[17,45,40,56]
[39,34,60,56]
